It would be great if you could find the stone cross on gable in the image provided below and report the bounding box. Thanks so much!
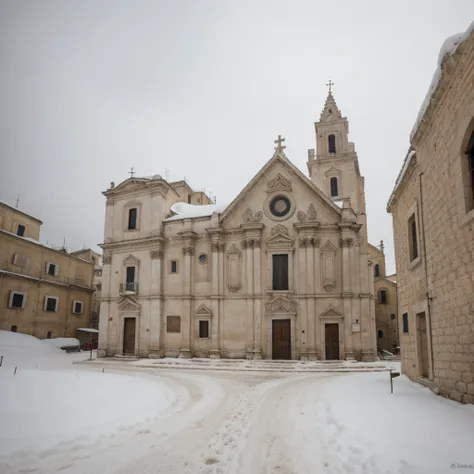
[128,167,135,178]
[326,79,334,93]
[274,134,286,152]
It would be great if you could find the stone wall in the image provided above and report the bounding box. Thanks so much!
[389,29,474,403]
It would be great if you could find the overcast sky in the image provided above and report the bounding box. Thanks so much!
[1,1,473,273]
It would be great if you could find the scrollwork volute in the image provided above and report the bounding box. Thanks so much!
[182,246,195,256]
[243,208,263,223]
[211,242,225,253]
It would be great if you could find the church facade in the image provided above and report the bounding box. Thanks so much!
[98,91,377,361]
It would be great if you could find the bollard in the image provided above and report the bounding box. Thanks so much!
[102,368,104,373]
[390,369,400,394]
[14,366,17,375]
[0,355,3,367]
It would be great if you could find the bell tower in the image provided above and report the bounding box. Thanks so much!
[307,81,366,216]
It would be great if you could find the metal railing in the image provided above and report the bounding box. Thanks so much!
[120,282,139,294]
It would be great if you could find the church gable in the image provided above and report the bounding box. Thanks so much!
[220,153,341,229]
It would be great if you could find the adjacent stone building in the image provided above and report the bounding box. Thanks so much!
[99,91,377,361]
[368,241,399,354]
[387,21,474,403]
[0,200,94,340]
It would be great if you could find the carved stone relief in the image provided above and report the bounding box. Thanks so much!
[211,242,225,253]
[182,246,195,256]
[150,250,163,259]
[265,295,296,313]
[241,238,261,249]
[297,203,318,222]
[267,173,292,194]
[227,244,242,292]
[243,208,263,223]
[298,237,320,248]
[321,240,337,292]
[271,224,289,236]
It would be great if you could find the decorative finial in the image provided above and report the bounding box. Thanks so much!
[16,195,20,208]
[326,79,334,93]
[128,167,135,178]
[274,134,286,153]
[110,181,115,189]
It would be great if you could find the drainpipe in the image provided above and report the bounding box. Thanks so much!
[418,169,435,380]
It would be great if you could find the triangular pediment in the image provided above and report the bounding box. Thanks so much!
[266,232,295,249]
[320,305,343,318]
[117,296,141,312]
[219,153,341,225]
[324,167,341,177]
[265,295,296,314]
[196,304,212,316]
[123,254,139,264]
[321,240,337,251]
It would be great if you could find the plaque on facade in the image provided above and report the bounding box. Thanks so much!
[352,323,361,333]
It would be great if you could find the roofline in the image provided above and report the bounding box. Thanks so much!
[0,201,43,224]
[0,229,94,265]
[386,148,416,212]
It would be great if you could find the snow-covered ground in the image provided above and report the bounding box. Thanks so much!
[1,330,474,474]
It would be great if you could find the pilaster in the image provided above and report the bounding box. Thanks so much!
[178,230,197,358]
[149,247,163,357]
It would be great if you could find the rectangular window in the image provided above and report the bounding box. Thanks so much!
[17,224,25,237]
[45,296,58,312]
[408,213,418,261]
[272,254,289,290]
[128,208,137,230]
[126,266,135,283]
[379,290,387,304]
[9,291,26,308]
[167,316,181,333]
[46,263,59,276]
[403,313,409,333]
[72,301,83,314]
[187,194,191,204]
[171,260,178,273]
[199,320,209,338]
[12,254,30,268]
[11,325,18,332]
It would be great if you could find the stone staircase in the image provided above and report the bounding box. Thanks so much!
[130,357,394,373]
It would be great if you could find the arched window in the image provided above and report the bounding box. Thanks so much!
[374,264,380,277]
[328,134,336,154]
[379,289,387,304]
[378,330,383,339]
[330,177,338,197]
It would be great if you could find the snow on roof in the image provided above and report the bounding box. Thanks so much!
[410,20,474,142]
[387,149,416,210]
[164,202,228,222]
[0,199,43,224]
[77,328,99,333]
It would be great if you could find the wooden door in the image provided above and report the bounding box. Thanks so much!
[123,318,136,355]
[272,319,291,359]
[325,323,340,360]
[417,312,429,378]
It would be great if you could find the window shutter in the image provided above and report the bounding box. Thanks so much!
[25,256,30,269]
[8,291,14,308]
[22,294,27,309]
[46,262,49,273]
[54,265,59,276]
[44,297,48,311]
[13,254,18,265]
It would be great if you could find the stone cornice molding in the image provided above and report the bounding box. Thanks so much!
[100,235,164,251]
[294,221,321,232]
[240,222,265,232]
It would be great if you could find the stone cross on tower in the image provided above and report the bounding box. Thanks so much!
[128,167,135,178]
[274,135,286,153]
[326,79,334,93]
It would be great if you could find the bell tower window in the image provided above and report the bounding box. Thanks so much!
[328,134,336,155]
[330,177,338,197]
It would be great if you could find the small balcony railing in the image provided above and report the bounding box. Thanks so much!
[120,282,139,294]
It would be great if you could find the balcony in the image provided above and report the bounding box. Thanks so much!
[120,282,139,294]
